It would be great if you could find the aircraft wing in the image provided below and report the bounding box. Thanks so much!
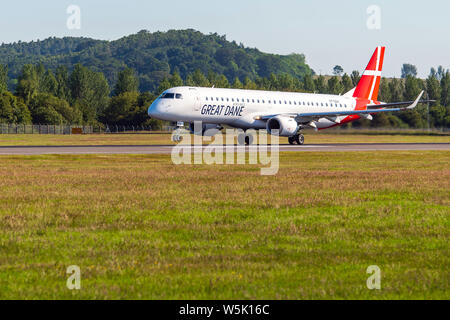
[258,91,433,121]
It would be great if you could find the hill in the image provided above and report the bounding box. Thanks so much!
[0,29,314,92]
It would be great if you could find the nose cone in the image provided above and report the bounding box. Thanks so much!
[148,99,160,119]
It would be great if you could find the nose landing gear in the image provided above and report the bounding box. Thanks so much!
[288,134,304,145]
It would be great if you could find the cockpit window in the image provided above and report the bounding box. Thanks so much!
[175,94,183,99]
[161,93,175,99]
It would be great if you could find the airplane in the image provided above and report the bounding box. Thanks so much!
[148,47,432,145]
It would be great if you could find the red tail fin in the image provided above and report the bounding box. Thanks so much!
[353,46,385,101]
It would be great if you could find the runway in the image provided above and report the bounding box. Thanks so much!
[0,143,449,155]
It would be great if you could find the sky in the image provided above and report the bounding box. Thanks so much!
[0,0,449,78]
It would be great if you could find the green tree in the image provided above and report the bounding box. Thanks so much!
[55,66,70,101]
[215,74,230,88]
[440,70,450,107]
[102,91,140,125]
[341,73,353,92]
[232,77,243,89]
[429,103,446,128]
[136,92,157,125]
[30,93,82,124]
[327,76,344,95]
[207,71,229,88]
[156,78,171,94]
[169,72,184,87]
[267,74,279,91]
[277,74,295,92]
[350,70,360,87]
[332,65,344,76]
[243,77,257,90]
[426,72,441,102]
[188,69,210,87]
[401,63,418,78]
[69,64,110,124]
[0,65,8,92]
[16,64,40,104]
[403,76,422,100]
[302,74,315,92]
[0,91,32,124]
[388,78,403,102]
[314,75,327,94]
[40,70,58,96]
[378,78,391,102]
[114,68,139,96]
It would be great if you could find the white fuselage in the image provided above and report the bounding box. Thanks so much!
[148,86,357,130]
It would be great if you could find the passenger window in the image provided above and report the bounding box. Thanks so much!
[176,94,183,99]
[206,97,208,101]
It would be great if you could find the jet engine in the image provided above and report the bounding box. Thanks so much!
[266,116,299,137]
[189,123,223,136]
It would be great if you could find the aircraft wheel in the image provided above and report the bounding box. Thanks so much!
[245,136,253,145]
[172,134,183,142]
[237,133,246,145]
[295,134,304,145]
[238,132,253,145]
[288,136,295,145]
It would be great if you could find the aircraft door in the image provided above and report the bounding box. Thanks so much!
[193,94,201,112]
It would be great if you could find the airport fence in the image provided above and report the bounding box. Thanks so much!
[0,123,176,135]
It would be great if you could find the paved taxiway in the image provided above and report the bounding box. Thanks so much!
[0,143,448,155]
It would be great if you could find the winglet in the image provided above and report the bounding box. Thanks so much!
[407,91,424,110]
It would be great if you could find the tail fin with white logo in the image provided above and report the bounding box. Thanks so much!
[353,46,385,101]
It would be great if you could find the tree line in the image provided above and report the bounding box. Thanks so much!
[0,30,313,92]
[0,62,449,129]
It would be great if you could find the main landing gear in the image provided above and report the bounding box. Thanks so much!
[237,132,254,145]
[288,134,304,145]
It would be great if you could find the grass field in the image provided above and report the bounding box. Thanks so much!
[0,132,449,146]
[0,151,448,299]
